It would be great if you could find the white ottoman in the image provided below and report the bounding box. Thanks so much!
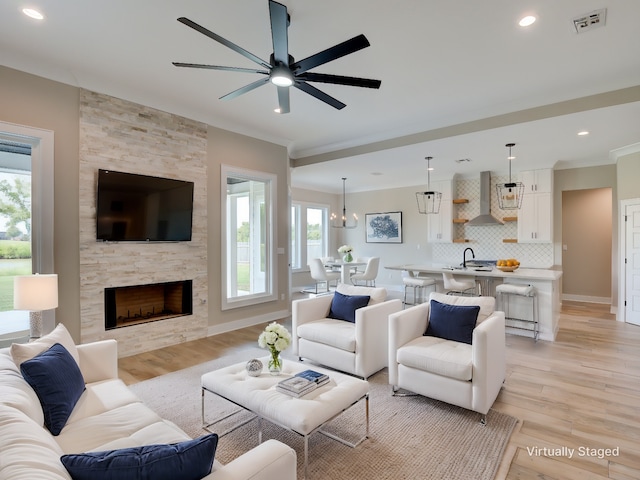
[201,357,369,479]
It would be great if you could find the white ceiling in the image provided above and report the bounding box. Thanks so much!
[1,0,639,193]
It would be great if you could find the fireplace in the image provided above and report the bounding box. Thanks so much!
[104,280,193,330]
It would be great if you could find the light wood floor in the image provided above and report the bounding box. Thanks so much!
[118,300,640,480]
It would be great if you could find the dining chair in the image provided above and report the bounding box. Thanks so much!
[351,257,380,287]
[308,258,340,293]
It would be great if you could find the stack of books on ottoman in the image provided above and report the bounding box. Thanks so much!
[276,369,330,398]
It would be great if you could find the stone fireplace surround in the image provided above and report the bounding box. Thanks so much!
[79,90,208,357]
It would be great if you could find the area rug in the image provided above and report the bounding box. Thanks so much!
[129,349,517,480]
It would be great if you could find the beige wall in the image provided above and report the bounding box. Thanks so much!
[291,184,437,290]
[617,152,640,200]
[554,165,618,306]
[1,66,290,350]
[561,188,612,299]
[207,128,290,333]
[0,66,81,341]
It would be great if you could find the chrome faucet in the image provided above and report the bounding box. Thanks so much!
[463,247,475,268]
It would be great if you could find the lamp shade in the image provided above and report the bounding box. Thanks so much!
[13,274,58,311]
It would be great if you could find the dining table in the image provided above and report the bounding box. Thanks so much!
[324,260,367,284]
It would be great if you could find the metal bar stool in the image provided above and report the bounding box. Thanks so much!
[442,272,478,296]
[495,283,538,341]
[402,271,436,307]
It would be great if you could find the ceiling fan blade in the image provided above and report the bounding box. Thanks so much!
[277,86,290,114]
[294,82,346,110]
[298,72,381,89]
[220,78,270,101]
[291,34,371,74]
[177,17,271,70]
[172,62,269,75]
[269,1,289,66]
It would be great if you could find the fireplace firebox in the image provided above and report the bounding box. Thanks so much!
[104,280,193,330]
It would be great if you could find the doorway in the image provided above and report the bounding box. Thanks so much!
[561,188,612,303]
[620,200,640,326]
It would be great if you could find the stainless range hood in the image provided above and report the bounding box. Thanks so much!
[467,171,504,226]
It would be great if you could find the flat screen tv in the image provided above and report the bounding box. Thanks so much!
[96,169,194,242]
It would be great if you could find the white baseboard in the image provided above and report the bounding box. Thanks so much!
[561,294,611,304]
[207,309,290,337]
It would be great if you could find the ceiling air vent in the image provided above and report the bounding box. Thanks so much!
[572,8,607,34]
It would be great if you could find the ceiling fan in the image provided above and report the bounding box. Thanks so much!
[173,0,381,113]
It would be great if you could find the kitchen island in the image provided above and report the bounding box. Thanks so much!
[386,264,562,341]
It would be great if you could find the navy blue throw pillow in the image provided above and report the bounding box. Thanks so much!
[20,342,86,435]
[328,291,371,323]
[424,299,480,345]
[60,433,218,480]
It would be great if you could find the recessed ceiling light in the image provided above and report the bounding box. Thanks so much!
[22,8,44,20]
[274,108,281,114]
[577,130,590,136]
[519,15,536,27]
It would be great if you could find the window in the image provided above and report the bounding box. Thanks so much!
[221,165,277,310]
[291,205,300,270]
[0,123,54,336]
[291,202,329,271]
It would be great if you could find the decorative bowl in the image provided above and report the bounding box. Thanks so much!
[496,265,519,272]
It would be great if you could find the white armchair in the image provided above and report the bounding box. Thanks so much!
[388,292,505,423]
[292,284,402,379]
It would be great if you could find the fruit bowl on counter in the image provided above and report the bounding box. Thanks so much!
[496,259,520,272]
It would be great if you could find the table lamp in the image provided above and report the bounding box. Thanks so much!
[13,274,58,339]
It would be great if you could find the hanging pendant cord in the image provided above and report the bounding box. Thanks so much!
[506,143,515,183]
[342,177,347,227]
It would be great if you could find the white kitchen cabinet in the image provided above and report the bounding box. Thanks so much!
[520,169,552,194]
[517,192,552,243]
[427,180,453,243]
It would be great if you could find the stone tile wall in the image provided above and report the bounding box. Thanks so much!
[79,90,208,357]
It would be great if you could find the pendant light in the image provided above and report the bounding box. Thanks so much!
[416,156,442,214]
[331,177,358,229]
[496,143,524,209]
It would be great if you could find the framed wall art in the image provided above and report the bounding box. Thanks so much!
[365,211,402,243]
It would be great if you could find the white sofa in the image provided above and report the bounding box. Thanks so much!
[292,284,402,379]
[0,329,296,480]
[388,292,505,422]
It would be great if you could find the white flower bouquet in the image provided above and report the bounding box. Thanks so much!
[338,244,354,262]
[337,245,353,254]
[258,322,291,374]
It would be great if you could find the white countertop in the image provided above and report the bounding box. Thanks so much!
[386,264,563,281]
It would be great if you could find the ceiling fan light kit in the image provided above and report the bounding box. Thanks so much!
[496,143,525,210]
[173,0,381,114]
[416,157,442,215]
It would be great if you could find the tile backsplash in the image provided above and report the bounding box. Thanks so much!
[432,176,554,268]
